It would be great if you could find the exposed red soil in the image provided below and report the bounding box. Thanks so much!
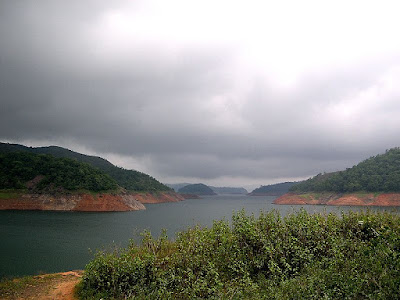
[134,191,185,203]
[0,191,183,211]
[1,271,82,300]
[0,196,50,211]
[42,271,82,300]
[274,193,400,206]
[72,194,144,211]
[25,175,45,190]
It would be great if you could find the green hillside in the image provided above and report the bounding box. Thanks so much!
[0,142,171,192]
[290,148,400,193]
[178,183,216,195]
[210,186,248,194]
[0,152,117,192]
[251,182,297,195]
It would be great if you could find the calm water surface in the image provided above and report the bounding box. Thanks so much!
[1,195,399,278]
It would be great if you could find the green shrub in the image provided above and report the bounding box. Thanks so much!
[78,209,400,299]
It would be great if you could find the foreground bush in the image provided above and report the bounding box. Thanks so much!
[78,210,400,299]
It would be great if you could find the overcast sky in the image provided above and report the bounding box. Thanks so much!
[1,0,400,189]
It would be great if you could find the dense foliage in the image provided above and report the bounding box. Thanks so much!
[251,182,297,195]
[178,183,216,195]
[0,152,117,192]
[78,210,400,299]
[210,186,248,194]
[0,143,171,192]
[291,148,400,193]
[97,166,170,192]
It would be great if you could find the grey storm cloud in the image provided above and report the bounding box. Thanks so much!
[1,0,400,187]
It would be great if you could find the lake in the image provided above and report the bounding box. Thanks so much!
[1,194,399,278]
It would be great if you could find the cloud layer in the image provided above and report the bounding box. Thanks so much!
[1,0,400,188]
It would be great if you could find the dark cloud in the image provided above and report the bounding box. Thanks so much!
[1,1,400,187]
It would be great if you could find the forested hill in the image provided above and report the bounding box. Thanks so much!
[290,148,400,193]
[178,183,217,195]
[168,183,248,194]
[210,186,248,194]
[0,152,117,192]
[250,182,297,195]
[0,143,114,169]
[0,142,171,192]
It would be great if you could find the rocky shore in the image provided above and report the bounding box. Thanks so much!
[274,192,400,206]
[0,191,184,212]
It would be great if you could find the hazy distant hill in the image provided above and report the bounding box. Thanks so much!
[290,148,400,193]
[250,182,297,196]
[210,186,248,194]
[0,142,171,192]
[168,183,247,194]
[166,183,192,192]
[178,183,217,195]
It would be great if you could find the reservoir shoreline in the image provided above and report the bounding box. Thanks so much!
[0,191,183,212]
[1,194,399,278]
[275,192,400,206]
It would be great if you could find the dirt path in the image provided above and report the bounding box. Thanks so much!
[41,271,82,300]
[0,270,83,300]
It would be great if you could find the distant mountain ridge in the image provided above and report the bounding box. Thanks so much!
[210,186,248,194]
[0,143,114,169]
[0,142,171,192]
[168,183,247,194]
[178,183,217,195]
[249,182,297,196]
[166,183,192,192]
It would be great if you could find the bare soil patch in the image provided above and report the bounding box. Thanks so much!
[0,271,82,300]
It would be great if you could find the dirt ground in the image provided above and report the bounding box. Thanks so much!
[0,270,83,300]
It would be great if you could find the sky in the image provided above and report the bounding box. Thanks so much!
[1,0,400,190]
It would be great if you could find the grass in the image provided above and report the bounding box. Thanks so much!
[0,189,24,199]
[0,274,60,299]
[68,189,119,196]
[298,191,385,201]
[352,191,376,197]
[78,209,400,299]
[0,188,121,198]
[0,271,83,300]
[298,192,323,199]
